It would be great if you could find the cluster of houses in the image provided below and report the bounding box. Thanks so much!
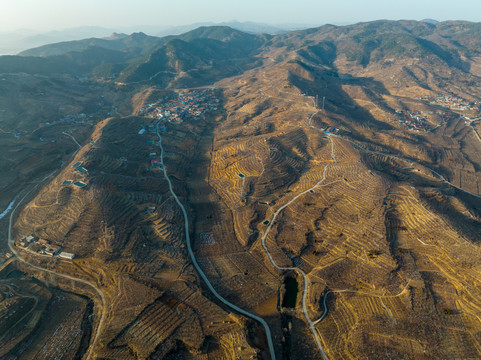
[391,93,481,131]
[59,113,94,124]
[139,88,220,123]
[45,113,94,127]
[138,123,166,136]
[16,235,75,260]
[391,110,430,131]
[62,161,88,188]
[151,159,162,169]
[417,94,480,113]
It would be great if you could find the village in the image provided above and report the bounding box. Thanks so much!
[137,88,220,173]
[139,88,220,123]
[389,95,480,132]
[14,235,75,260]
[389,110,432,131]
[46,112,95,126]
[388,93,481,131]
[417,93,480,113]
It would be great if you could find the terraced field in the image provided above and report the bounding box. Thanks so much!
[201,54,481,358]
[4,22,481,359]
[8,95,263,359]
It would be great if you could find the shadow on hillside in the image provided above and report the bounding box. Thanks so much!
[287,52,450,170]
[287,66,395,133]
[421,189,481,244]
[288,52,481,244]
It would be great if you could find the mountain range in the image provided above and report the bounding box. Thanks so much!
[2,19,481,360]
[0,21,311,55]
[2,20,479,86]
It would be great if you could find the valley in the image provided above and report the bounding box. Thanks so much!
[1,20,481,359]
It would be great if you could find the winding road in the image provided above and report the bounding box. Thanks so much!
[62,131,82,150]
[313,290,332,325]
[259,134,336,360]
[151,63,481,360]
[5,185,106,360]
[156,124,277,360]
[155,79,333,358]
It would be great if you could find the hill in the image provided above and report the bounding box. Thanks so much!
[19,32,163,57]
[117,28,267,86]
[2,20,481,360]
[7,21,481,87]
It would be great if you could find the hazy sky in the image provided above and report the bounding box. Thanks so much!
[2,0,481,32]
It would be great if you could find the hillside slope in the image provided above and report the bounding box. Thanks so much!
[2,20,481,360]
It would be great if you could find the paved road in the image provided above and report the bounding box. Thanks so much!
[313,290,332,325]
[470,123,481,144]
[259,134,335,360]
[254,68,480,359]
[255,79,332,359]
[62,131,82,149]
[156,124,277,360]
[6,186,106,360]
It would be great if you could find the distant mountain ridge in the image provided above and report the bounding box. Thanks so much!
[18,32,162,57]
[18,24,281,58]
[0,21,308,55]
[0,26,116,55]
[422,18,439,24]
[2,20,481,89]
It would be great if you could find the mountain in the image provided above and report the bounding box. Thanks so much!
[5,26,269,85]
[2,20,481,360]
[5,21,481,87]
[5,21,481,86]
[152,21,309,37]
[116,27,268,86]
[22,26,117,44]
[19,25,267,58]
[216,21,289,34]
[2,21,307,56]
[19,32,163,57]
[0,29,38,55]
[422,18,439,24]
[0,26,116,55]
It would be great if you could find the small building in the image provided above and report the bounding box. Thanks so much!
[59,252,75,260]
[44,244,61,256]
[22,235,36,243]
[37,239,49,245]
[151,159,162,168]
[5,252,13,259]
[73,181,87,188]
